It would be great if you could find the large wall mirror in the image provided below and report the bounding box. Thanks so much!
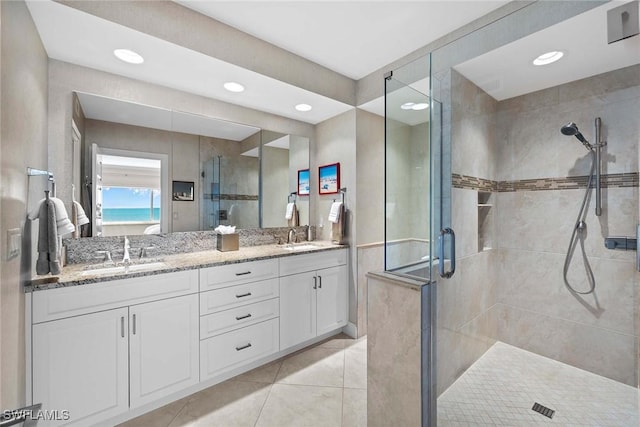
[73,92,310,237]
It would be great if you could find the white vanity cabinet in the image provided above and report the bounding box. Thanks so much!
[32,307,129,427]
[30,270,199,426]
[199,259,280,381]
[279,250,348,350]
[129,294,199,408]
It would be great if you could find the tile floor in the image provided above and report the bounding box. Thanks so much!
[118,334,367,427]
[438,341,639,426]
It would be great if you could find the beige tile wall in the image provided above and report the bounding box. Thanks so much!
[445,65,640,391]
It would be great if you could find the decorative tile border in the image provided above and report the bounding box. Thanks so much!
[453,172,639,192]
[203,194,259,201]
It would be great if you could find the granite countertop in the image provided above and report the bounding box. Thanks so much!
[26,241,346,292]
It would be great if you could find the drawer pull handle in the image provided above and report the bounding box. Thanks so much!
[236,292,252,298]
[235,313,252,321]
[132,314,137,335]
[235,271,251,276]
[313,276,317,289]
[121,317,125,338]
[318,276,322,289]
[236,343,252,351]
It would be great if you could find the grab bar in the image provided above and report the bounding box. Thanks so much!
[438,228,456,278]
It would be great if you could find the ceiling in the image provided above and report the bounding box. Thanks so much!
[455,1,640,100]
[26,0,508,125]
[175,1,508,80]
[28,1,635,127]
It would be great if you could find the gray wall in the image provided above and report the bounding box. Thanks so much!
[315,110,357,325]
[0,0,49,408]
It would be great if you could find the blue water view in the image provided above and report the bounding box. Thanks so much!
[103,208,160,222]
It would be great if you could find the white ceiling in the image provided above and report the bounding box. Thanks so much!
[455,1,640,100]
[28,0,635,128]
[176,0,508,80]
[26,0,509,126]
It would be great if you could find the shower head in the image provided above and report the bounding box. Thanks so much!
[561,122,592,149]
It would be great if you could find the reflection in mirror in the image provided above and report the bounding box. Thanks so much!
[260,131,310,228]
[94,152,164,237]
[74,92,310,236]
[200,130,261,230]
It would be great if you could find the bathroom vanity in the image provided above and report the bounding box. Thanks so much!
[25,244,348,426]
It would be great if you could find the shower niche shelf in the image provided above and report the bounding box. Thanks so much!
[478,192,493,252]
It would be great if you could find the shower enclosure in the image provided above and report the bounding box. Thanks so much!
[383,1,639,425]
[201,154,260,230]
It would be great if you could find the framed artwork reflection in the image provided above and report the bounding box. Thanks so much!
[298,169,310,196]
[318,163,340,195]
[172,181,194,201]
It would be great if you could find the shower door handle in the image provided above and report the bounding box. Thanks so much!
[438,227,456,278]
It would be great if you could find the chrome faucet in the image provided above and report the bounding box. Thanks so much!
[122,236,131,264]
[287,228,296,246]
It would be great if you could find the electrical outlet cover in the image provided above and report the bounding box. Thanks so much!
[7,228,21,260]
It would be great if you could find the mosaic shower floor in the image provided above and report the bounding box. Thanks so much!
[437,342,639,426]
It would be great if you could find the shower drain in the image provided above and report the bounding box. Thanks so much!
[532,402,555,419]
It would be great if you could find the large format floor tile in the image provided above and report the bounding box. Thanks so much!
[117,335,367,427]
[168,380,271,427]
[275,346,345,387]
[255,383,343,427]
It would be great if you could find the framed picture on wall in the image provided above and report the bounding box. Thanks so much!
[298,169,310,196]
[318,163,340,195]
[172,181,194,201]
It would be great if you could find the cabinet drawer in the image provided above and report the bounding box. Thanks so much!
[199,259,278,291]
[200,318,279,381]
[200,298,279,340]
[32,270,199,324]
[279,249,347,276]
[199,278,279,315]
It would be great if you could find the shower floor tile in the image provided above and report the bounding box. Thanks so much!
[437,341,638,426]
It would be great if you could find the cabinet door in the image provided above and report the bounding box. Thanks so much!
[316,265,348,336]
[279,271,317,350]
[129,293,199,408]
[32,307,129,427]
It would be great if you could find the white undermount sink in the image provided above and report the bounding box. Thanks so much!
[279,244,320,251]
[81,262,168,276]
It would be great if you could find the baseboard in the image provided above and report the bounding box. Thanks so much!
[342,322,357,338]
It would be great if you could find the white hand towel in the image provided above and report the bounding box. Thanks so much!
[74,201,90,226]
[29,197,76,236]
[328,202,342,224]
[285,203,295,220]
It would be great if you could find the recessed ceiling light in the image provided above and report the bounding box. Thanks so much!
[295,104,312,112]
[401,102,429,111]
[113,49,144,64]
[533,51,564,66]
[223,82,245,93]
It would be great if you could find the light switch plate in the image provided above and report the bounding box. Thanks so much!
[7,228,21,260]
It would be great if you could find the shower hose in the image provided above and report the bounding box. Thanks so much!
[562,150,596,294]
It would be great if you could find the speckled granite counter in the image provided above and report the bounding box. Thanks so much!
[26,242,346,292]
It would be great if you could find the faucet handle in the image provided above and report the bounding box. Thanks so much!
[95,250,112,263]
[138,246,155,259]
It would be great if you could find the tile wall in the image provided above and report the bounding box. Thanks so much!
[446,65,640,389]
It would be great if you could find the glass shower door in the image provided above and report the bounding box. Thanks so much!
[384,74,441,281]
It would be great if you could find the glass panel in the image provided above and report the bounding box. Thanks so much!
[384,75,434,281]
[431,2,639,426]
